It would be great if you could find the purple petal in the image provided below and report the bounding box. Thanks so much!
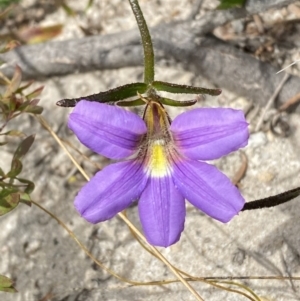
[74,160,148,223]
[170,108,249,160]
[68,100,147,159]
[138,176,185,247]
[172,159,244,222]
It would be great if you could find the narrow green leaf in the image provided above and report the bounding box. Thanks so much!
[23,105,43,114]
[0,130,25,137]
[0,181,22,189]
[28,99,40,106]
[0,182,18,199]
[0,275,17,293]
[0,141,8,146]
[0,275,13,287]
[0,192,20,216]
[16,80,34,93]
[13,135,35,161]
[0,287,17,293]
[17,98,42,113]
[26,86,43,100]
[3,65,22,98]
[56,82,148,107]
[0,182,6,188]
[116,98,145,107]
[6,158,23,178]
[160,97,197,107]
[0,99,9,114]
[17,99,31,112]
[217,0,246,9]
[17,178,35,194]
[7,96,17,112]
[152,81,222,96]
[23,24,63,44]
[61,2,76,16]
[0,167,5,177]
[19,192,32,206]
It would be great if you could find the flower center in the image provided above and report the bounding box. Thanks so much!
[141,100,173,177]
[147,139,170,177]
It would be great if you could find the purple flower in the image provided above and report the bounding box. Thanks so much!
[68,100,249,247]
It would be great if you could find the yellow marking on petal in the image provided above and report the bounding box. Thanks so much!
[148,140,170,177]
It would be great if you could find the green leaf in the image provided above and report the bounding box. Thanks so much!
[116,98,145,107]
[6,158,23,178]
[28,99,40,106]
[0,99,9,113]
[26,86,43,100]
[0,192,20,216]
[56,82,148,107]
[19,192,32,206]
[217,0,246,9]
[17,98,42,113]
[21,24,63,44]
[152,81,222,96]
[0,181,21,189]
[0,167,5,177]
[0,130,25,137]
[12,135,35,161]
[160,97,197,107]
[23,105,43,114]
[17,178,35,194]
[0,188,16,198]
[61,2,76,16]
[0,275,17,293]
[16,99,31,112]
[16,80,34,93]
[7,96,17,112]
[3,65,22,98]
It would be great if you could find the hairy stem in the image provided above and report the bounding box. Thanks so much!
[128,0,155,84]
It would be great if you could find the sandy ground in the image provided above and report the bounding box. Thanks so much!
[1,1,300,300]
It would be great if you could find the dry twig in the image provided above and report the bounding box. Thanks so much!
[278,92,300,112]
[255,72,290,132]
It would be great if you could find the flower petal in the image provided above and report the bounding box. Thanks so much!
[138,176,185,247]
[74,160,148,223]
[68,100,147,159]
[170,108,249,160]
[172,159,244,222]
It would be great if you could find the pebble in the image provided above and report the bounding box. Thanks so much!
[247,131,267,148]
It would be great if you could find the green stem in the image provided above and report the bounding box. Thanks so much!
[128,0,155,84]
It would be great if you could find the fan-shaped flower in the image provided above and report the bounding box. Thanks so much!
[68,99,249,247]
